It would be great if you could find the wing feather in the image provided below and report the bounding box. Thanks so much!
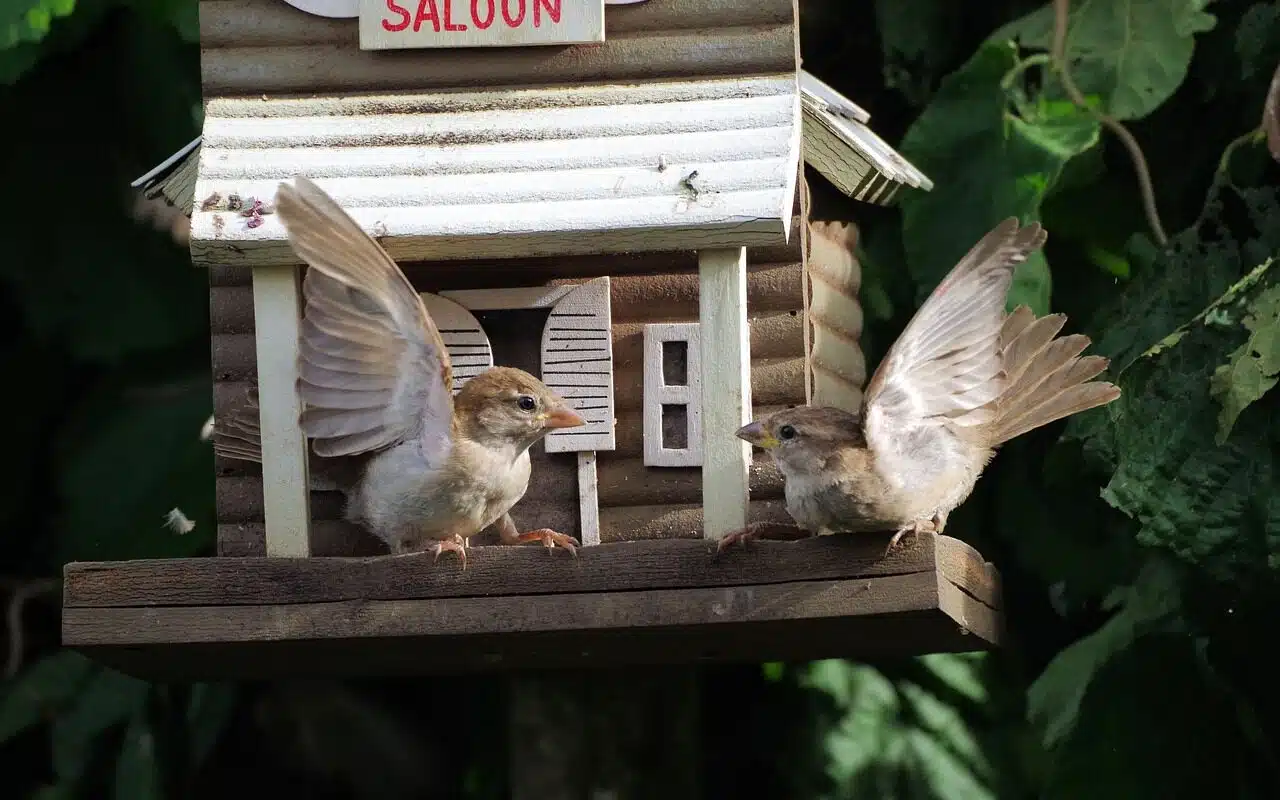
[275,177,455,465]
[862,218,1047,487]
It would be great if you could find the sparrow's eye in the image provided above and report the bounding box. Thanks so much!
[778,424,797,440]
[516,395,537,412]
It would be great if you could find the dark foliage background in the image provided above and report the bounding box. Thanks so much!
[2,0,1278,797]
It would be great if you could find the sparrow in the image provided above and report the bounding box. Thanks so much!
[720,217,1121,555]
[213,177,586,569]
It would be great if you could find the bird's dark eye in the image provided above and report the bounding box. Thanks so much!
[517,395,537,412]
[778,424,797,440]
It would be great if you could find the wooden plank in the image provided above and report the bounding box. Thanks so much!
[216,497,795,555]
[64,533,975,608]
[207,249,804,295]
[63,569,955,642]
[211,451,787,518]
[194,219,791,270]
[214,358,804,417]
[62,569,996,681]
[697,247,751,539]
[69,608,987,682]
[359,0,606,51]
[201,24,795,96]
[576,452,601,547]
[249,265,312,557]
[935,535,1001,609]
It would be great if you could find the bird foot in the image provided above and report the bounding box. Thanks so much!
[882,519,938,558]
[511,528,580,557]
[715,523,769,554]
[714,522,811,555]
[431,538,468,570]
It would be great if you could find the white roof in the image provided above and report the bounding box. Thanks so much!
[800,70,932,204]
[189,75,801,267]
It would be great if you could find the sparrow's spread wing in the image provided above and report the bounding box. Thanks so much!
[861,218,1046,489]
[275,177,454,467]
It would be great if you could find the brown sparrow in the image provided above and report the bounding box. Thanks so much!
[721,217,1121,555]
[213,177,586,568]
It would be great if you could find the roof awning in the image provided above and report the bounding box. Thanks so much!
[189,75,801,267]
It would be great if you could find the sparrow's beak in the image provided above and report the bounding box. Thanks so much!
[736,420,780,449]
[542,404,587,429]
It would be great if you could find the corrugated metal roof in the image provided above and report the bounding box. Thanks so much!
[190,76,802,266]
[800,69,933,205]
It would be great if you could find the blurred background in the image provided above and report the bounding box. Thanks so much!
[3,0,1279,797]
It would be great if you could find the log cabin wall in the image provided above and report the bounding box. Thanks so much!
[213,222,807,557]
[198,0,796,95]
[202,0,806,556]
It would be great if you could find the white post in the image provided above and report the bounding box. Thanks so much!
[251,265,312,557]
[576,452,601,547]
[697,247,752,539]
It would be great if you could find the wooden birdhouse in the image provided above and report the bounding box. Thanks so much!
[64,0,999,680]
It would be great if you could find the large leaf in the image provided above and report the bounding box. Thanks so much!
[51,667,150,783]
[873,0,962,107]
[1027,558,1184,748]
[1209,272,1280,442]
[998,0,1218,120]
[897,40,1101,313]
[0,0,75,49]
[1042,631,1257,799]
[801,655,1007,799]
[113,710,162,800]
[186,683,237,770]
[1099,255,1280,579]
[0,651,95,745]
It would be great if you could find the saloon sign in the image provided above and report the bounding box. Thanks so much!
[359,0,606,49]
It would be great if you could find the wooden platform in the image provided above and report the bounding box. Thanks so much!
[61,533,1001,680]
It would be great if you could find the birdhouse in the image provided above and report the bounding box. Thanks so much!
[64,0,999,680]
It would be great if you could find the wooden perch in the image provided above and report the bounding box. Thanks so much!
[63,533,1002,681]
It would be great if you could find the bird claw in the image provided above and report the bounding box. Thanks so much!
[714,523,764,554]
[432,538,468,570]
[882,518,937,558]
[513,528,580,557]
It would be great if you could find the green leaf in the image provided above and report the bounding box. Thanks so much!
[186,683,237,769]
[1209,275,1280,443]
[1042,632,1255,799]
[51,667,150,783]
[130,0,198,41]
[873,0,961,107]
[113,710,162,800]
[801,655,1005,799]
[1235,2,1280,80]
[897,40,1101,313]
[1092,243,1280,580]
[1,0,76,49]
[28,785,75,800]
[1027,558,1184,749]
[0,651,95,744]
[998,0,1218,120]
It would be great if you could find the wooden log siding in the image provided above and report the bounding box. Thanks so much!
[212,229,806,557]
[199,0,797,95]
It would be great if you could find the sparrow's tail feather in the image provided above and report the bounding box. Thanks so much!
[987,311,1121,446]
